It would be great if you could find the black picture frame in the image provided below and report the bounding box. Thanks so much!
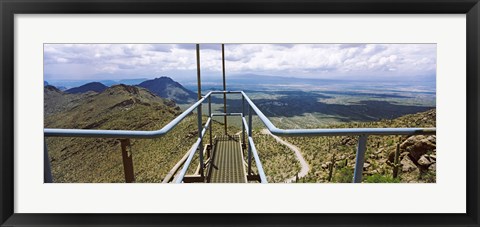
[1,0,479,226]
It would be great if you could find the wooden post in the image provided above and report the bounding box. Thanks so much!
[44,138,53,183]
[120,139,135,183]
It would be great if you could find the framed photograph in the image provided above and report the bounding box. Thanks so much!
[1,0,479,226]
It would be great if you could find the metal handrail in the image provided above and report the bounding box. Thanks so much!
[174,118,211,183]
[44,91,214,138]
[44,90,436,184]
[240,91,436,136]
[238,91,435,183]
[43,90,268,184]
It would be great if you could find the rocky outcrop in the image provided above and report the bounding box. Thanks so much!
[400,135,436,163]
[384,134,436,182]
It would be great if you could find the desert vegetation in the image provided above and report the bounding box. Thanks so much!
[283,109,436,183]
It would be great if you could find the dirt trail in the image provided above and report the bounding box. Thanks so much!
[261,129,310,183]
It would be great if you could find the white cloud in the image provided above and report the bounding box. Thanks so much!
[44,43,436,81]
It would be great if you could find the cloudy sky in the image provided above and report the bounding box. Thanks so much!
[44,43,436,82]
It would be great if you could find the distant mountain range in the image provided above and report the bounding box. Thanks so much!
[48,76,197,104]
[44,85,97,116]
[137,77,197,104]
[44,84,195,183]
[65,82,108,94]
[44,78,149,89]
[98,78,149,87]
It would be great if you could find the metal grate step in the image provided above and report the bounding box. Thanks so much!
[209,135,247,183]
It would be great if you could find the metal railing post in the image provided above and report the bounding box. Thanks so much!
[222,44,227,135]
[242,95,246,148]
[208,95,212,158]
[120,139,135,183]
[197,106,204,178]
[44,138,53,183]
[353,135,368,183]
[248,106,253,175]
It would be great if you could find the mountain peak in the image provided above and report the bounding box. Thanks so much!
[107,84,140,95]
[154,76,174,82]
[65,82,108,94]
[45,85,62,93]
[137,77,196,104]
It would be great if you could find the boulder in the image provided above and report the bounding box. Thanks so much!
[417,155,432,166]
[401,155,417,172]
[341,137,357,146]
[363,163,371,169]
[400,135,436,162]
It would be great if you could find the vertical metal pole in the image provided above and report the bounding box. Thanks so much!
[197,107,204,178]
[120,139,135,183]
[196,44,202,100]
[222,44,227,135]
[208,95,212,158]
[353,135,368,183]
[242,95,246,148]
[196,44,204,178]
[248,106,253,175]
[44,138,53,183]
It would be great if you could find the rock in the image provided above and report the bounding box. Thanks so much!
[418,155,431,166]
[401,156,417,172]
[375,148,384,154]
[341,137,356,146]
[400,135,436,162]
[428,163,436,172]
[321,163,328,169]
[379,158,388,165]
[363,163,371,169]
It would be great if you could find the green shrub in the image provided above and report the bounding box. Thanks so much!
[364,174,400,183]
[334,166,353,183]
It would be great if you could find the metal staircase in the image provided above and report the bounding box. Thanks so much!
[43,44,436,184]
[208,135,247,183]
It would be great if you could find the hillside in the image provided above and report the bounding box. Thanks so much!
[44,85,97,116]
[65,82,108,94]
[45,84,210,183]
[282,109,436,183]
[44,84,302,183]
[137,77,197,104]
[44,84,436,183]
